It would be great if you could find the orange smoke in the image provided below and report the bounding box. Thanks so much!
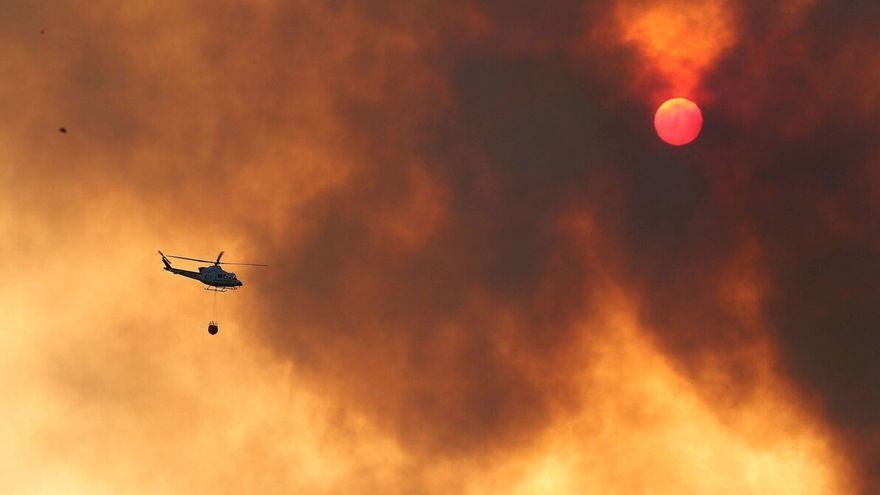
[610,0,735,103]
[466,292,851,494]
[0,0,867,493]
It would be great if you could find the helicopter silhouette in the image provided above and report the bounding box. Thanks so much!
[158,251,267,291]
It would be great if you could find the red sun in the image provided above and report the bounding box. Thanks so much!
[654,98,703,146]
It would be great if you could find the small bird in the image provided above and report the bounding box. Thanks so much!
[58,127,67,134]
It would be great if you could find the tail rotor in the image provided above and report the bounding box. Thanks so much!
[158,251,172,270]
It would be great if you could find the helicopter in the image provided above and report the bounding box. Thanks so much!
[158,250,267,291]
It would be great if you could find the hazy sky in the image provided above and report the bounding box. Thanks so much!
[2,0,878,493]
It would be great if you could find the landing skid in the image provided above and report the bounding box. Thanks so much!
[205,286,238,292]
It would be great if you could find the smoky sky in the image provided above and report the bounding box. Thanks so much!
[3,0,879,493]
[248,0,880,487]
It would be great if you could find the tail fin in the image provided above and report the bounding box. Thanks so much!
[158,251,172,270]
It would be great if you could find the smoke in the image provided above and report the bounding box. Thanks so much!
[1,0,877,492]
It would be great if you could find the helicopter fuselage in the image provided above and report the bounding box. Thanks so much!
[164,262,243,289]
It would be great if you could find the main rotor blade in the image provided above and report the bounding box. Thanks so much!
[165,253,268,266]
[165,254,216,264]
[215,251,224,265]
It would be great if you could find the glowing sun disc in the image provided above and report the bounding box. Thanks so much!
[654,98,703,146]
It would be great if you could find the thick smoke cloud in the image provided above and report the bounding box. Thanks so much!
[1,0,877,493]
